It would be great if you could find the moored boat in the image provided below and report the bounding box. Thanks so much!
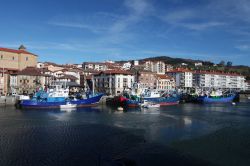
[20,93,104,109]
[141,100,160,108]
[197,94,235,103]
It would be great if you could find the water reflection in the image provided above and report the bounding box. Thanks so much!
[1,103,250,165]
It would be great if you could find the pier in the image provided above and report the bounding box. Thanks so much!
[0,96,16,106]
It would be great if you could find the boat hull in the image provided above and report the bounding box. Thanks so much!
[144,96,180,106]
[125,99,140,107]
[197,95,235,103]
[20,94,103,109]
[160,101,179,106]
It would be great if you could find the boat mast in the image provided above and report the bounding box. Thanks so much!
[2,67,4,96]
[109,72,111,95]
[92,75,95,95]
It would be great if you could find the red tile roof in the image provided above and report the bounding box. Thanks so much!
[167,68,243,77]
[157,74,173,80]
[58,74,78,80]
[97,70,133,75]
[167,68,193,73]
[194,70,242,76]
[0,47,37,56]
[16,67,43,76]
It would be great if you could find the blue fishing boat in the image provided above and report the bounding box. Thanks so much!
[143,96,180,106]
[142,90,180,106]
[20,93,103,109]
[197,94,235,103]
[125,98,141,107]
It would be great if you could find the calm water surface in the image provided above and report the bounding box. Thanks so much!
[0,103,250,166]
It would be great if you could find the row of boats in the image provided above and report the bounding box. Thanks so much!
[107,89,237,108]
[17,84,237,109]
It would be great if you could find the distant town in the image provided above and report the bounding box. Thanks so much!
[0,45,250,96]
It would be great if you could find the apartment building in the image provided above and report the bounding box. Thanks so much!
[245,81,250,91]
[144,61,165,75]
[10,67,47,94]
[193,71,245,90]
[137,71,157,89]
[156,75,175,91]
[82,62,107,71]
[167,68,193,89]
[94,70,134,96]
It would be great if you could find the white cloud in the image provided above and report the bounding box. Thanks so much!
[163,9,197,23]
[181,21,225,31]
[109,0,152,33]
[235,44,250,51]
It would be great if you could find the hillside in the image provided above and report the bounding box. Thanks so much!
[139,56,214,66]
[116,56,250,79]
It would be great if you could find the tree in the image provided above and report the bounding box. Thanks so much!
[226,61,233,67]
[218,60,225,66]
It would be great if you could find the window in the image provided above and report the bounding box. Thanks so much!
[26,57,28,61]
[0,55,3,59]
[12,56,15,60]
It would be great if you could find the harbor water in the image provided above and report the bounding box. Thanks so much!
[0,103,250,166]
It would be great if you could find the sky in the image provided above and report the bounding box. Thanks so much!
[0,0,250,65]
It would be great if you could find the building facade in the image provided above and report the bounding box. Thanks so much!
[82,62,107,71]
[0,45,38,95]
[0,45,37,71]
[193,71,245,90]
[94,70,134,96]
[167,69,193,89]
[156,75,175,91]
[137,71,157,89]
[10,67,46,94]
[144,61,165,75]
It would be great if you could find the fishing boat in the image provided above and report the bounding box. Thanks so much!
[20,93,103,109]
[142,90,180,106]
[125,98,141,107]
[197,90,236,103]
[60,102,77,112]
[141,100,160,108]
[60,102,77,109]
[197,94,235,103]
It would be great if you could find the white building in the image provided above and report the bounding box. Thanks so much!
[133,60,139,66]
[165,64,173,72]
[144,61,165,75]
[167,68,193,89]
[94,70,135,96]
[193,71,245,90]
[245,81,250,91]
[82,62,107,71]
[122,62,132,70]
[37,62,45,68]
[194,62,203,66]
[64,69,82,84]
[156,75,175,91]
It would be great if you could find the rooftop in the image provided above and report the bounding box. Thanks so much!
[157,74,173,79]
[98,70,133,75]
[16,67,43,76]
[0,47,37,56]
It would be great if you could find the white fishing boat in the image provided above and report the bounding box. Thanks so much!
[60,102,77,109]
[144,103,160,108]
[141,100,160,108]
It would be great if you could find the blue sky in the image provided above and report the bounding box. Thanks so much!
[1,0,250,65]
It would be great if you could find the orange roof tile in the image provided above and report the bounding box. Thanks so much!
[0,47,37,56]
